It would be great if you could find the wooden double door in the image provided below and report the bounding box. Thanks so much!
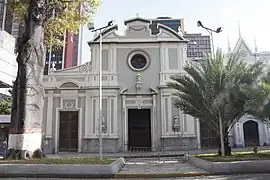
[128,109,151,150]
[59,111,79,152]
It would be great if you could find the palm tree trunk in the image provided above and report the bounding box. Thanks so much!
[218,111,225,156]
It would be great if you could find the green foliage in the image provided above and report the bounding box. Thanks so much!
[167,49,266,136]
[247,71,270,119]
[0,98,12,115]
[7,0,100,47]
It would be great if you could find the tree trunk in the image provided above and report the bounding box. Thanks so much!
[218,129,232,156]
[223,129,232,156]
[7,0,46,160]
[218,112,225,156]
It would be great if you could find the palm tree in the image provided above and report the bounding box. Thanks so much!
[168,49,265,156]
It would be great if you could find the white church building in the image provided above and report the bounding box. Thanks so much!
[41,17,270,153]
[229,33,270,148]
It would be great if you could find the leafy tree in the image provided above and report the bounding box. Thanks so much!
[5,0,100,159]
[247,71,270,120]
[168,49,265,156]
[8,0,100,47]
[0,98,12,115]
[0,87,12,115]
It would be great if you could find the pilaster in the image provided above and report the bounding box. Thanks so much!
[84,95,91,138]
[45,90,53,138]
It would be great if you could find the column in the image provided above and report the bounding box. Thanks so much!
[196,118,201,149]
[168,97,172,134]
[90,98,97,135]
[152,94,156,150]
[263,123,268,145]
[122,95,127,151]
[84,96,90,138]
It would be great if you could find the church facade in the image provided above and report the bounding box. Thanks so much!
[41,17,270,154]
[42,17,199,153]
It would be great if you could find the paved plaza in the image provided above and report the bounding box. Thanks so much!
[118,157,207,175]
[46,146,270,158]
[2,147,270,179]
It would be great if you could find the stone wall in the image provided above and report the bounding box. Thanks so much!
[161,137,198,151]
[82,139,120,153]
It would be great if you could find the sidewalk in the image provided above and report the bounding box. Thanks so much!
[4,146,267,178]
[115,157,210,178]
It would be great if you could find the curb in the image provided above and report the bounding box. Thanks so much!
[0,174,114,179]
[0,158,125,179]
[123,154,185,159]
[114,172,211,178]
[0,172,267,178]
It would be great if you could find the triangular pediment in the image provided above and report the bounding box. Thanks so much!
[90,25,118,42]
[158,31,175,38]
[87,17,189,44]
[157,23,188,42]
[102,31,119,40]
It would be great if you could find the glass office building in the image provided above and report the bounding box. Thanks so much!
[149,17,211,61]
[149,17,184,35]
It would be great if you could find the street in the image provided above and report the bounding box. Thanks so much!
[1,174,270,180]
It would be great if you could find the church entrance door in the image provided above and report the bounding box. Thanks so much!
[243,120,259,146]
[59,111,79,152]
[128,109,151,151]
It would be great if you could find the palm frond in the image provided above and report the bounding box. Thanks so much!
[168,48,268,139]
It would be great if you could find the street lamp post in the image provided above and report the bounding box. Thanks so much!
[197,21,225,156]
[1,0,7,30]
[48,9,56,75]
[197,21,222,57]
[90,20,114,160]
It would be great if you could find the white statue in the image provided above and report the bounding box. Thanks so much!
[135,72,142,91]
[178,26,183,36]
[136,72,142,84]
[51,61,56,71]
[173,115,180,132]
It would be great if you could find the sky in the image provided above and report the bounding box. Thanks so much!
[79,0,270,64]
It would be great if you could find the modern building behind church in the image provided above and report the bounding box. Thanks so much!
[42,17,270,154]
[148,17,211,61]
[0,30,16,149]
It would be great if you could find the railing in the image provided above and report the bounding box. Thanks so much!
[127,144,190,162]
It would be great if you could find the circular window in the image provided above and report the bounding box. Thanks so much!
[128,51,149,71]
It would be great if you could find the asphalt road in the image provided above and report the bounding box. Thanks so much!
[1,174,270,180]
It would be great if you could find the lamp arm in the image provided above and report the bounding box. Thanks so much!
[203,26,217,34]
